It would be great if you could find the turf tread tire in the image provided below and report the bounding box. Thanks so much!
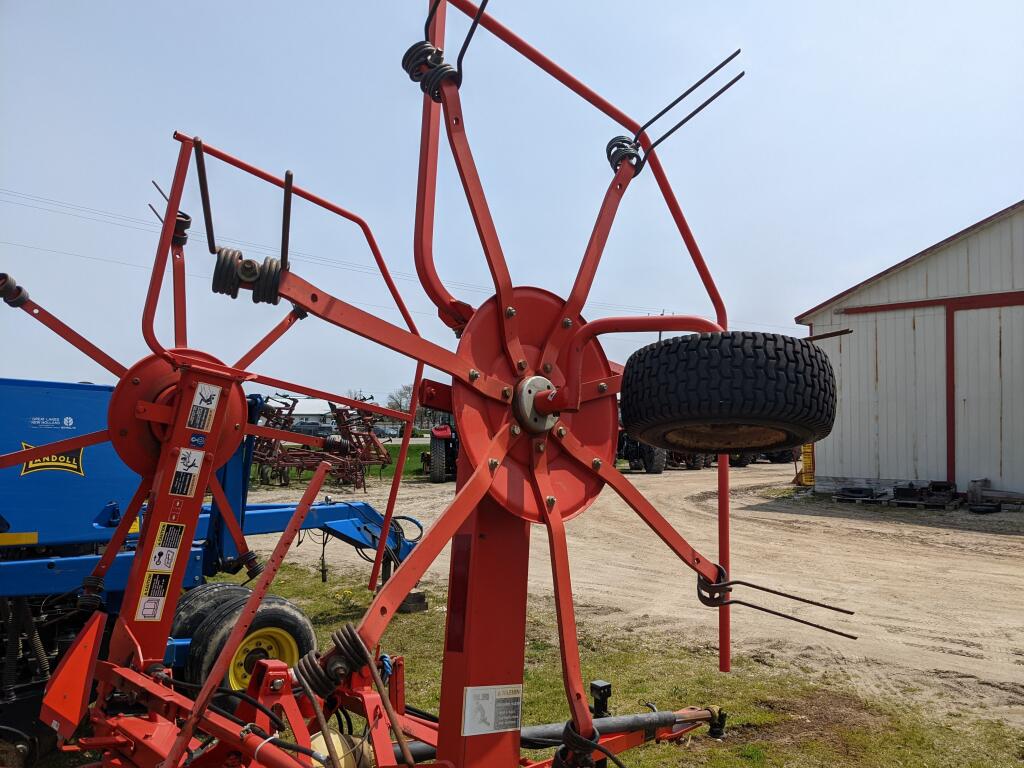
[429,436,446,484]
[621,332,835,452]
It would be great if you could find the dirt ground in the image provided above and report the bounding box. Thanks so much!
[248,463,1024,727]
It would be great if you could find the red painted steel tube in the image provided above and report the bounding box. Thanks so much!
[233,308,304,370]
[142,140,192,360]
[277,271,510,401]
[0,429,109,471]
[245,422,326,448]
[13,299,128,379]
[163,461,330,767]
[171,132,419,334]
[170,243,187,347]
[369,360,425,591]
[537,314,722,414]
[413,1,475,330]
[84,481,149,584]
[437,80,526,370]
[247,373,411,423]
[357,425,518,649]
[541,161,636,369]
[444,0,729,331]
[557,428,720,583]
[717,458,731,671]
[207,474,254,561]
[532,443,595,739]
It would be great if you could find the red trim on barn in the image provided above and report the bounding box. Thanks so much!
[794,199,1024,324]
[824,290,1024,484]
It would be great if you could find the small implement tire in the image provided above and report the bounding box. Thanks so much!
[641,445,667,474]
[184,593,316,690]
[621,332,835,453]
[429,436,446,483]
[171,582,250,640]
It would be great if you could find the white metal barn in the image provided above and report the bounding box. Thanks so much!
[796,200,1024,494]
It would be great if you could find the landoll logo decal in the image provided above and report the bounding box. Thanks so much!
[20,442,85,477]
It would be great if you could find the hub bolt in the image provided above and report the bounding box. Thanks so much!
[542,363,553,374]
[505,306,517,318]
[597,382,608,393]
[131,377,140,385]
[562,318,573,328]
[271,679,285,691]
[501,386,512,399]
[488,458,499,470]
[546,496,557,508]
[592,458,602,469]
[469,369,480,381]
[516,359,528,371]
[511,424,522,436]
[557,426,567,438]
[536,442,546,453]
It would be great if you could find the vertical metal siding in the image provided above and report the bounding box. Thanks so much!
[954,306,1024,491]
[804,209,1024,490]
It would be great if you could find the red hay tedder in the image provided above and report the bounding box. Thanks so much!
[0,2,850,766]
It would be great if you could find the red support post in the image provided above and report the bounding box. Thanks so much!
[170,243,187,348]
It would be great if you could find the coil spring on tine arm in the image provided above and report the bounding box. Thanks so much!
[0,273,29,308]
[402,40,443,83]
[606,136,642,176]
[212,248,243,298]
[252,257,282,306]
[295,649,342,699]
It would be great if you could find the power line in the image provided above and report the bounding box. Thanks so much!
[0,187,803,332]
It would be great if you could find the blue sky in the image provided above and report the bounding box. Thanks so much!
[3,1,1022,402]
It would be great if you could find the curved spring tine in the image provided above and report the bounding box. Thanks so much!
[727,599,858,641]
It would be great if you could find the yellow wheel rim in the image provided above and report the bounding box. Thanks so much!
[227,626,300,689]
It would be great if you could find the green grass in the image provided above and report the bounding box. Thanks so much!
[40,563,1024,767]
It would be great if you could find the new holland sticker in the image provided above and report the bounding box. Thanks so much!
[19,441,85,477]
[187,383,222,432]
[169,449,204,497]
[149,522,185,572]
[135,571,171,622]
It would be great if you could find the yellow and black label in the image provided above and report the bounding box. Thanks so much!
[135,571,171,622]
[19,442,85,477]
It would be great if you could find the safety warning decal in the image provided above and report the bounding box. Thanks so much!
[149,522,185,572]
[169,449,204,497]
[187,383,222,432]
[135,571,171,622]
[462,684,522,736]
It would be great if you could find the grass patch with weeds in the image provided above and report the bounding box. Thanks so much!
[40,563,1024,767]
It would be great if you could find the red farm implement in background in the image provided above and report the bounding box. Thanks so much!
[0,2,852,767]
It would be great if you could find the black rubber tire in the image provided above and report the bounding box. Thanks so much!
[641,446,667,474]
[171,582,250,640]
[429,436,446,483]
[184,593,316,687]
[621,332,836,452]
[728,453,753,468]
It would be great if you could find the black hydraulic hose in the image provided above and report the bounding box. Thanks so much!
[155,673,288,734]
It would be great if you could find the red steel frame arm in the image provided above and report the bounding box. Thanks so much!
[356,423,518,649]
[142,140,193,361]
[444,0,728,330]
[437,80,527,370]
[0,429,109,471]
[2,293,127,379]
[538,314,723,415]
[248,373,411,423]
[414,1,476,330]
[207,474,254,561]
[84,481,149,584]
[540,161,637,369]
[277,270,510,400]
[531,437,595,739]
[369,361,425,591]
[557,427,720,584]
[233,307,305,370]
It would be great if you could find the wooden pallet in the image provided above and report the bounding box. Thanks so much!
[886,498,962,511]
[832,495,888,505]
